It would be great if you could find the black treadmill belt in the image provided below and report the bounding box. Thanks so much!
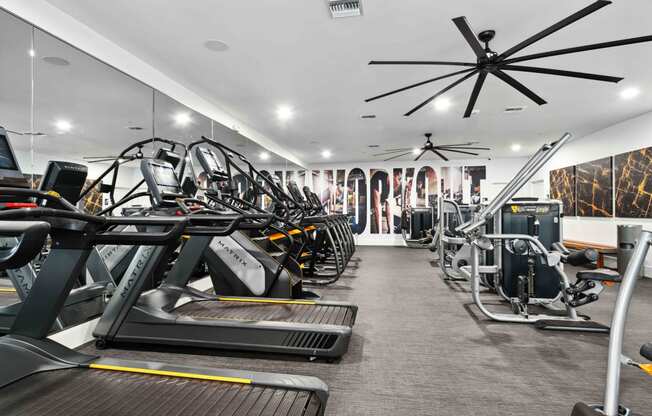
[0,368,321,416]
[175,300,354,327]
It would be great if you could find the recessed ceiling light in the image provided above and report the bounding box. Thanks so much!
[620,87,640,100]
[361,114,376,119]
[504,106,526,113]
[321,150,332,159]
[42,56,70,66]
[433,97,452,112]
[412,148,421,155]
[276,105,294,121]
[127,126,144,131]
[204,40,229,52]
[28,49,35,58]
[511,143,522,152]
[54,119,72,133]
[259,151,270,160]
[173,112,192,127]
[368,144,379,148]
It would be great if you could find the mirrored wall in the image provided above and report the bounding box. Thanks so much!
[0,7,297,209]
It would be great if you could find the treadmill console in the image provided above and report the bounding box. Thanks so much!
[0,127,29,191]
[140,159,185,207]
[195,147,229,183]
[287,181,305,203]
[154,148,182,169]
[38,161,88,207]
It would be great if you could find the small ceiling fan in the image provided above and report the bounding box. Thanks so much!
[373,133,490,161]
[366,0,652,118]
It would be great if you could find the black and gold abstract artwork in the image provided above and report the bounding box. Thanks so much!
[549,166,576,216]
[615,146,652,218]
[576,157,613,217]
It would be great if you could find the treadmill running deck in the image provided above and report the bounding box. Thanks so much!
[0,368,322,415]
[175,300,355,327]
[0,288,18,307]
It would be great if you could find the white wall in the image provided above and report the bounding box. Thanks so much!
[543,111,652,277]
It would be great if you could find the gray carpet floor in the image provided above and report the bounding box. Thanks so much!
[80,246,651,415]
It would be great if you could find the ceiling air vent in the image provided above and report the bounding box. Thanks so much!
[328,0,362,18]
[504,106,526,113]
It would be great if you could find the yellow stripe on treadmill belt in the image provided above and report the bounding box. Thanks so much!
[217,296,316,305]
[0,288,16,293]
[639,363,652,376]
[89,363,252,384]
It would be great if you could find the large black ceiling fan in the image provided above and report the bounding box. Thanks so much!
[366,0,652,118]
[374,133,490,161]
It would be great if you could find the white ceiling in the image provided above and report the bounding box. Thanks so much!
[34,0,652,162]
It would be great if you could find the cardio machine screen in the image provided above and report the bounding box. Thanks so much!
[0,134,18,171]
[199,148,222,173]
[152,164,180,188]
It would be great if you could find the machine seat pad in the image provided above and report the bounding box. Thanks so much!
[641,342,652,361]
[576,269,621,282]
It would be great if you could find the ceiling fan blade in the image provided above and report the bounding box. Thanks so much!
[432,149,450,162]
[437,146,491,150]
[502,65,622,82]
[384,151,413,162]
[463,72,487,118]
[404,70,478,116]
[368,60,476,67]
[452,17,486,59]
[373,150,411,156]
[436,148,479,156]
[383,147,414,152]
[492,70,547,105]
[365,68,476,102]
[414,149,427,161]
[503,35,652,64]
[498,0,612,60]
[84,155,119,159]
[433,142,478,147]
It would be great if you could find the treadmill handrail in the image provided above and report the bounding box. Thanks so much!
[0,220,50,270]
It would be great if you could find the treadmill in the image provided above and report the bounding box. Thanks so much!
[0,181,328,415]
[93,154,357,359]
[0,129,112,333]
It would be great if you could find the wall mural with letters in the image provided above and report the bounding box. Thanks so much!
[285,164,486,239]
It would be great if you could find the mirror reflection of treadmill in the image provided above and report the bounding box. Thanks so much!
[0,129,29,190]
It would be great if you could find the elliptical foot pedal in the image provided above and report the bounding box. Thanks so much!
[535,319,610,333]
